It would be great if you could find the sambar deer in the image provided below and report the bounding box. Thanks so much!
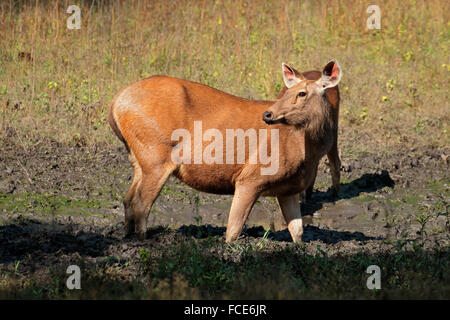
[109,59,342,242]
[276,67,341,200]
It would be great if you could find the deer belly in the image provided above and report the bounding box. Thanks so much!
[261,169,314,197]
[173,164,237,195]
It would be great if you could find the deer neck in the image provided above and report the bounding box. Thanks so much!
[304,96,334,158]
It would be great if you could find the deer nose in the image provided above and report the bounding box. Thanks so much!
[262,111,273,123]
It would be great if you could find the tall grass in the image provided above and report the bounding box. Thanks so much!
[0,0,448,153]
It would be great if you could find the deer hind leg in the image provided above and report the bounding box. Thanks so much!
[327,142,341,196]
[277,193,303,243]
[225,184,260,242]
[123,151,142,237]
[129,162,175,240]
[305,166,318,201]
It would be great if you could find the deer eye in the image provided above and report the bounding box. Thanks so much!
[298,91,307,97]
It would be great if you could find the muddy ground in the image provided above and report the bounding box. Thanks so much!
[0,136,449,299]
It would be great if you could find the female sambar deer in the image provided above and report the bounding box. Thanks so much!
[109,59,342,242]
[276,67,341,200]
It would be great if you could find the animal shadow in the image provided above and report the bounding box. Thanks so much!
[0,217,118,264]
[302,170,395,216]
[177,224,381,244]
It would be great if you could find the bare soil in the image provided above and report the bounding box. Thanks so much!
[0,136,449,298]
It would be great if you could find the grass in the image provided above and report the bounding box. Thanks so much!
[0,191,109,216]
[0,0,448,154]
[0,236,448,299]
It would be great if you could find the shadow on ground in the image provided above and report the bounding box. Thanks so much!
[0,216,382,264]
[0,171,393,264]
[302,170,395,216]
[176,224,381,243]
[0,218,119,264]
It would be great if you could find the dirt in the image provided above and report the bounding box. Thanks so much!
[0,136,449,297]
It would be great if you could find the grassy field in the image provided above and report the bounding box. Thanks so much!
[0,0,449,152]
[2,233,449,299]
[0,0,449,300]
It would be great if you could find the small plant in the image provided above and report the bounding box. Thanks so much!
[256,228,271,250]
[194,215,203,225]
[403,50,414,62]
[415,211,431,240]
[262,228,270,240]
[385,78,396,92]
[415,119,425,134]
[138,247,151,272]
[359,107,369,123]
[14,261,20,276]
[32,288,44,297]
[47,81,58,90]
[192,194,202,225]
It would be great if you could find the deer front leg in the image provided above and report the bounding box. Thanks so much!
[280,190,306,230]
[225,184,260,243]
[277,193,303,243]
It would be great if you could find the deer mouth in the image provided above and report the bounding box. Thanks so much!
[262,111,285,125]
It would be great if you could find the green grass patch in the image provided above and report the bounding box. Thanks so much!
[426,180,449,193]
[0,192,106,216]
[352,195,377,204]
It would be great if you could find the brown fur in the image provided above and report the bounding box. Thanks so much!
[277,68,341,199]
[109,62,341,242]
[108,102,129,152]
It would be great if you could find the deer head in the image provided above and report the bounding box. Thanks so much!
[263,60,342,134]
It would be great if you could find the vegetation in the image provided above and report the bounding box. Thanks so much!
[1,235,449,299]
[0,0,448,153]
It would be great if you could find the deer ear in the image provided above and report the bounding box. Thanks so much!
[318,59,342,89]
[282,63,302,88]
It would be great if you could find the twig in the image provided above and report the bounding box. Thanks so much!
[17,159,33,185]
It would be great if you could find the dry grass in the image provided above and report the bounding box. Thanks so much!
[0,0,448,155]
